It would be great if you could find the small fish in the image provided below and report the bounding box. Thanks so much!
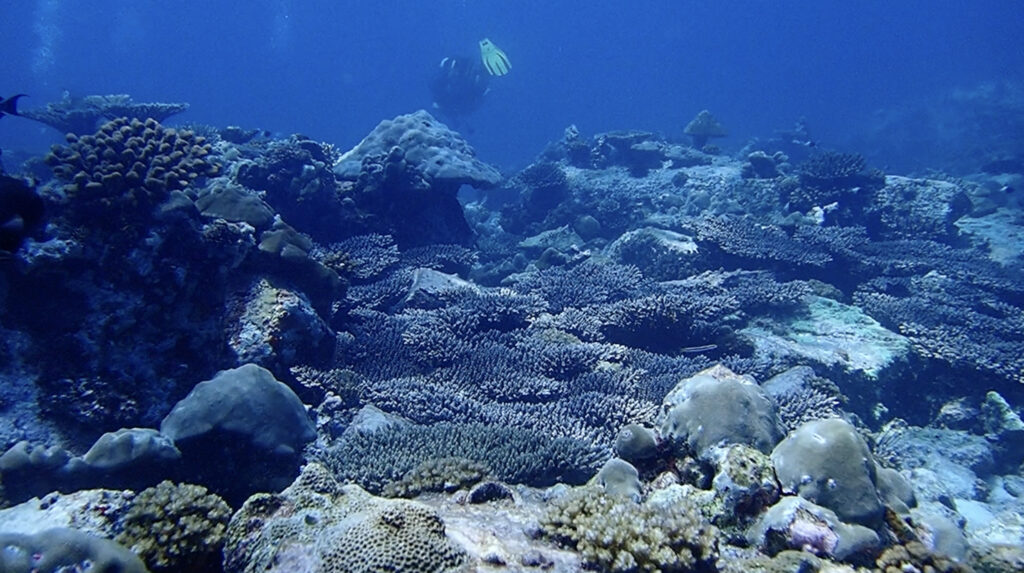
[1000,184,1014,194]
[679,343,718,354]
[0,94,27,119]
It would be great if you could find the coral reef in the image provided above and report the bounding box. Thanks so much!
[6,118,235,433]
[613,423,659,465]
[235,135,340,241]
[3,79,1024,573]
[875,541,972,573]
[516,161,571,220]
[771,418,888,527]
[659,365,783,460]
[194,177,274,228]
[708,445,781,528]
[509,259,652,313]
[381,457,490,498]
[0,175,45,255]
[687,215,833,268]
[315,233,400,282]
[749,496,881,564]
[225,278,334,373]
[313,421,603,494]
[333,110,502,246]
[594,457,643,501]
[335,110,501,189]
[855,270,1024,392]
[742,150,786,179]
[785,151,885,222]
[761,366,844,434]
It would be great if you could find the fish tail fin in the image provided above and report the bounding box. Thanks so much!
[1,94,27,116]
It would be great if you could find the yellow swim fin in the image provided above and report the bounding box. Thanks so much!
[479,38,511,76]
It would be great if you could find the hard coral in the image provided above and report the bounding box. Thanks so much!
[517,161,570,219]
[46,117,217,238]
[0,528,147,573]
[235,136,339,241]
[22,93,189,135]
[313,421,602,494]
[789,151,884,215]
[684,110,728,149]
[542,485,719,573]
[319,501,467,573]
[381,456,491,498]
[688,215,833,268]
[224,463,467,573]
[800,151,867,185]
[875,541,972,573]
[335,110,501,190]
[116,480,232,573]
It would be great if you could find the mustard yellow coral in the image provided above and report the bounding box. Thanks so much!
[541,485,718,572]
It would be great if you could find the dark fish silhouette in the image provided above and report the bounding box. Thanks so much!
[0,174,44,256]
[0,94,27,119]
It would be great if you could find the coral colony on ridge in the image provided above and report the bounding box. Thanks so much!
[1,9,1024,572]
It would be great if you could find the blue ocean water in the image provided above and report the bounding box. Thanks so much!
[2,1,1022,171]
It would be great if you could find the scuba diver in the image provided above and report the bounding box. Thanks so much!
[430,38,510,129]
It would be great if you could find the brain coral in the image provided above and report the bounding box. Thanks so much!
[318,501,466,573]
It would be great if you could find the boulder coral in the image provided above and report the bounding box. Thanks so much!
[0,528,147,573]
[334,110,502,246]
[684,110,728,149]
[770,418,885,527]
[659,365,783,460]
[160,363,316,504]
